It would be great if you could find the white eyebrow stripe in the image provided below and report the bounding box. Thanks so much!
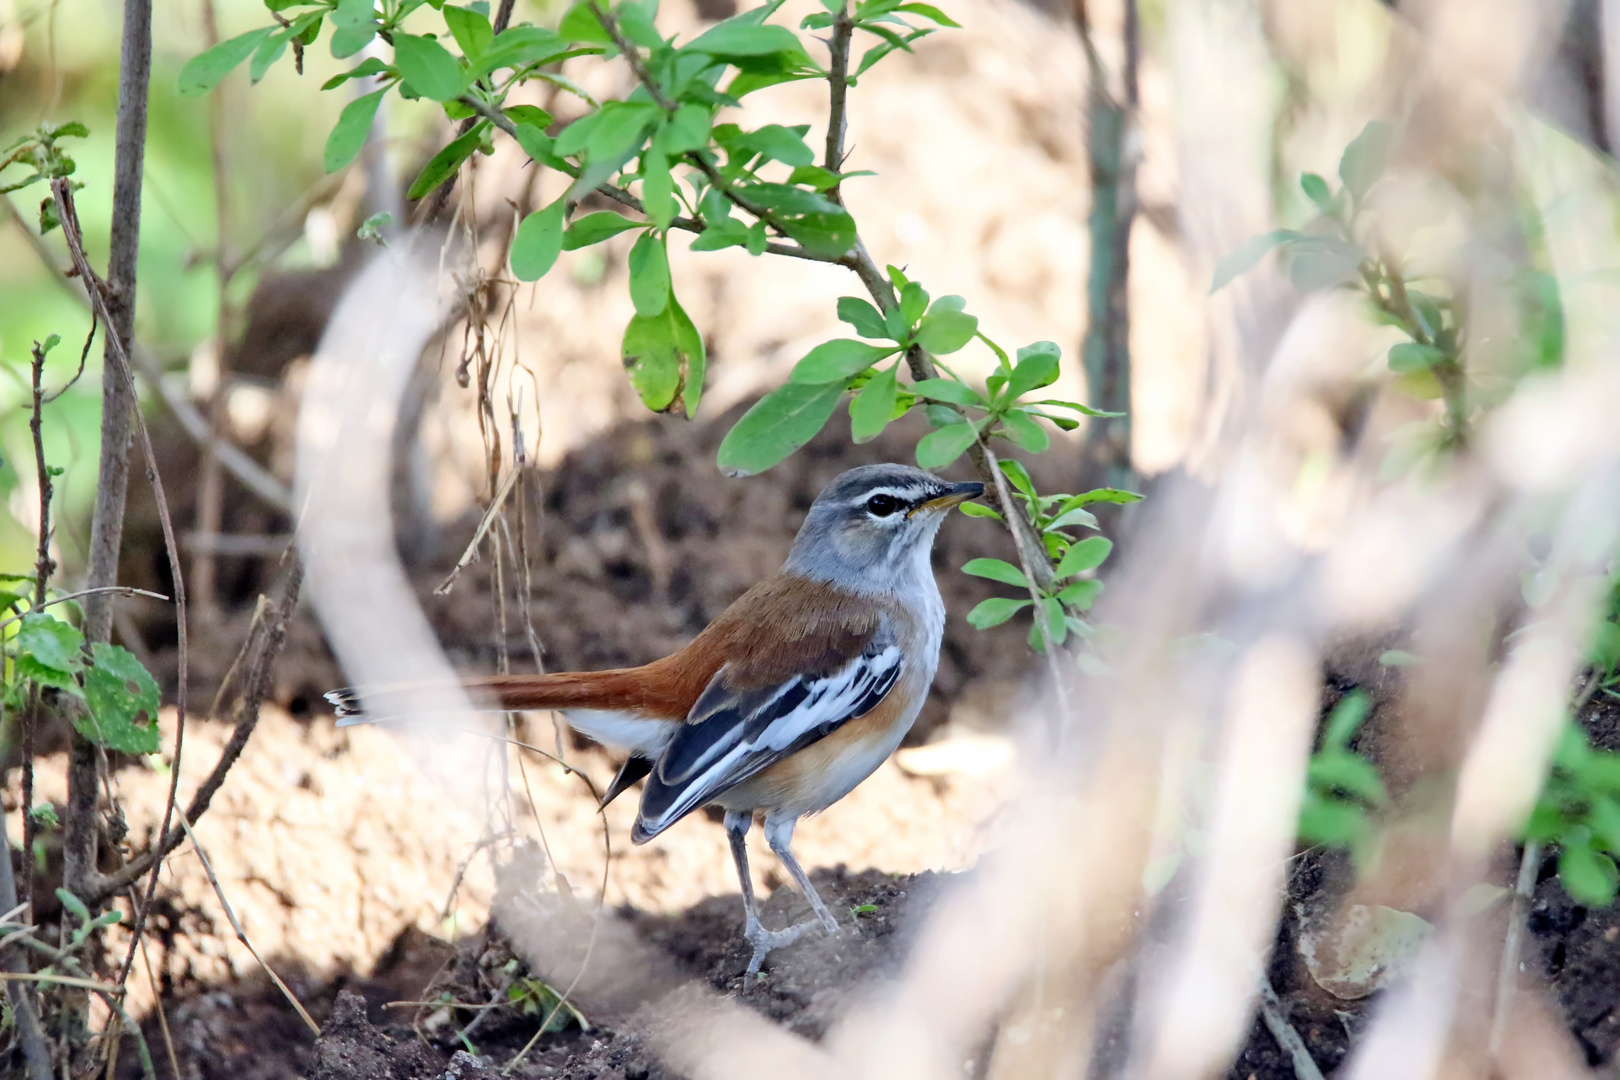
[856,485,938,504]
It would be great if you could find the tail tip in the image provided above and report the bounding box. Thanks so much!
[325,688,367,725]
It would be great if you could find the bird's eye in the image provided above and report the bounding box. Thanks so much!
[866,494,902,517]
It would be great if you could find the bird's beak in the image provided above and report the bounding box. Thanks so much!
[913,481,986,516]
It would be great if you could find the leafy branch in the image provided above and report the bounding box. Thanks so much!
[184,0,1135,660]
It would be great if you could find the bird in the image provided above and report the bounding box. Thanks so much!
[331,463,983,977]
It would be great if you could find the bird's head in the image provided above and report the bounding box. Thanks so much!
[783,463,984,591]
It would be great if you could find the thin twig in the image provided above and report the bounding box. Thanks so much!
[43,313,97,404]
[175,809,321,1036]
[23,338,54,931]
[0,971,120,992]
[0,587,170,634]
[91,556,301,904]
[139,937,181,1080]
[589,2,675,111]
[51,179,193,991]
[1257,972,1327,1080]
[436,465,524,596]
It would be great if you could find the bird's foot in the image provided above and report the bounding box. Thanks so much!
[741,914,835,985]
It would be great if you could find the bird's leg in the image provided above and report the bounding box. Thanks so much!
[725,811,813,981]
[763,814,839,935]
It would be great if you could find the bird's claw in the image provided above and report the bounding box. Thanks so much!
[741,915,836,985]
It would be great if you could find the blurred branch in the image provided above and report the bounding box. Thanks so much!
[193,0,234,625]
[1257,973,1326,1080]
[0,195,294,513]
[1076,0,1139,487]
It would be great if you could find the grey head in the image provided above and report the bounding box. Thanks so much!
[782,463,984,593]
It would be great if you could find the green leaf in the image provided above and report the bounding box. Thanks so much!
[321,56,390,90]
[915,421,976,469]
[899,281,929,328]
[1065,487,1144,507]
[1300,171,1334,212]
[741,182,856,257]
[837,297,890,340]
[642,149,675,230]
[1047,507,1098,531]
[558,0,615,43]
[959,501,1003,521]
[563,212,646,250]
[1056,578,1102,610]
[510,198,567,281]
[1004,342,1061,400]
[55,887,90,924]
[1309,749,1387,806]
[1576,751,1620,794]
[325,89,388,172]
[249,31,290,84]
[1388,342,1446,374]
[687,20,807,59]
[511,123,555,163]
[915,310,978,354]
[1288,238,1365,291]
[478,26,571,74]
[998,409,1049,453]
[331,25,379,60]
[178,27,276,97]
[1559,844,1619,906]
[850,364,899,443]
[504,105,553,130]
[790,339,896,383]
[897,2,960,27]
[1210,229,1304,292]
[1339,120,1393,203]
[1028,398,1123,418]
[393,34,465,102]
[741,123,814,166]
[622,293,705,414]
[962,557,1027,588]
[718,381,846,476]
[585,101,659,162]
[406,127,483,200]
[664,103,712,153]
[628,231,672,317]
[1298,791,1368,847]
[79,643,162,755]
[444,5,495,58]
[15,613,85,695]
[1324,689,1372,747]
[967,597,1031,629]
[1056,536,1112,577]
[909,378,983,407]
[689,220,750,252]
[998,458,1035,501]
[1588,794,1620,853]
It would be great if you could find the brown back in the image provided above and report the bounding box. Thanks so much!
[473,574,879,721]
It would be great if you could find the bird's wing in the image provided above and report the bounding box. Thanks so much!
[631,637,903,841]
